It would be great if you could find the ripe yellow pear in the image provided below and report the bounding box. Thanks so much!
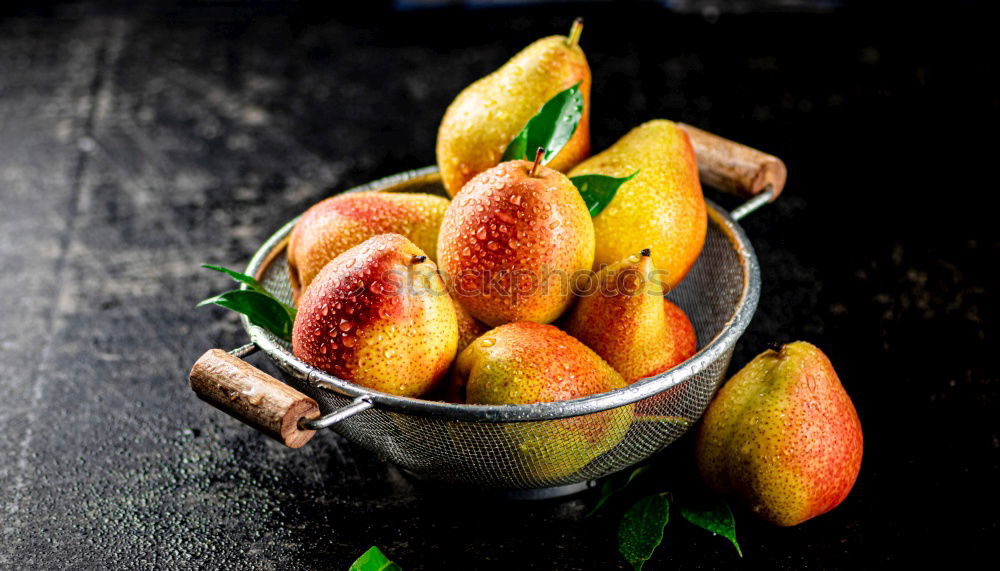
[569,120,707,289]
[436,20,591,197]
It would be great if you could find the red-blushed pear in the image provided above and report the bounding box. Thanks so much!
[564,249,697,383]
[449,321,631,480]
[287,192,450,302]
[663,298,697,368]
[696,341,863,526]
[292,234,458,398]
[437,151,595,326]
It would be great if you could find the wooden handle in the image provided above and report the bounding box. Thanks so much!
[677,123,787,200]
[189,349,320,448]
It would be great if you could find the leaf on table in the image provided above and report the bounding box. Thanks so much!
[349,545,402,571]
[587,465,650,517]
[678,496,742,557]
[197,289,295,341]
[570,170,639,217]
[618,493,670,571]
[502,83,584,163]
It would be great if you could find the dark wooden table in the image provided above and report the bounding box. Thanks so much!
[1,2,995,568]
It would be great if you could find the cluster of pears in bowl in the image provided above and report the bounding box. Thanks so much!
[288,20,706,423]
[192,20,863,523]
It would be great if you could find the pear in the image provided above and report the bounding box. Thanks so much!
[437,155,595,326]
[436,19,591,197]
[663,298,697,368]
[288,192,450,302]
[696,342,863,526]
[564,249,697,383]
[568,120,707,289]
[452,296,489,355]
[292,234,458,397]
[451,321,631,481]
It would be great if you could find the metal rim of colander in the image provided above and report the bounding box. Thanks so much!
[241,166,760,423]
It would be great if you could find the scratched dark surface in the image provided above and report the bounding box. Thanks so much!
[0,2,996,569]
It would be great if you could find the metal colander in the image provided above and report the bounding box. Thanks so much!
[231,166,766,496]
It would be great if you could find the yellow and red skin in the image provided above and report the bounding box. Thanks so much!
[696,341,863,527]
[292,234,458,398]
[452,296,490,355]
[663,299,697,368]
[631,300,698,418]
[437,160,595,327]
[569,120,706,289]
[450,322,631,480]
[436,35,591,197]
[288,192,450,302]
[564,252,698,383]
[454,322,625,406]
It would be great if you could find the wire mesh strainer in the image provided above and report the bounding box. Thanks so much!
[189,124,786,497]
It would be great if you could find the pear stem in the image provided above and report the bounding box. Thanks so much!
[567,17,584,48]
[528,147,545,177]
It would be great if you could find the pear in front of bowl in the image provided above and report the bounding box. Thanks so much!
[696,341,863,526]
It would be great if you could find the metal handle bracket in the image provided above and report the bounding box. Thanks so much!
[300,395,374,431]
[730,186,777,222]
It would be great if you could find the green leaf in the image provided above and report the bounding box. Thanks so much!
[678,497,742,557]
[503,126,529,164]
[197,289,294,341]
[570,170,639,217]
[587,465,650,517]
[349,545,402,571]
[201,264,266,293]
[618,493,670,571]
[501,83,584,163]
[198,264,297,340]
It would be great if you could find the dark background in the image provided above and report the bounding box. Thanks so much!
[0,1,996,568]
